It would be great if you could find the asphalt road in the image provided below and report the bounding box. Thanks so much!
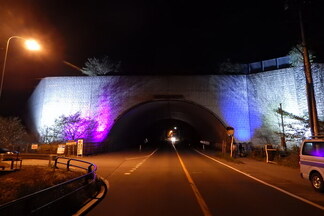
[85,145,324,216]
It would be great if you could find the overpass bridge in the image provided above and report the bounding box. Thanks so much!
[27,65,324,152]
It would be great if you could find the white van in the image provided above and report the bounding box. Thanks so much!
[300,139,324,192]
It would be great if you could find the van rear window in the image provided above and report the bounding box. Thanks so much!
[302,142,324,157]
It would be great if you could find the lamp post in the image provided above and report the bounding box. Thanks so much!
[63,60,82,72]
[0,36,41,100]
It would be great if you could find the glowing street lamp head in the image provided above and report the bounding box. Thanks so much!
[25,39,41,51]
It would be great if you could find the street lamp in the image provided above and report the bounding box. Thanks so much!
[0,36,41,99]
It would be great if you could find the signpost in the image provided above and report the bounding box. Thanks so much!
[200,140,210,150]
[77,139,83,157]
[66,141,77,156]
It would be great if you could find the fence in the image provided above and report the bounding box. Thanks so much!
[0,157,100,216]
[243,56,291,74]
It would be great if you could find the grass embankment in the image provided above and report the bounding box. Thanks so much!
[274,152,300,168]
[214,152,245,164]
[248,147,300,168]
[0,166,84,205]
[215,149,300,168]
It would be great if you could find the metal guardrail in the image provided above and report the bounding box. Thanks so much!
[243,56,291,74]
[0,157,99,216]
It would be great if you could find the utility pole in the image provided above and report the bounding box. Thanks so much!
[298,2,319,137]
[279,103,287,151]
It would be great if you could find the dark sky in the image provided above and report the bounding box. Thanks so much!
[0,0,323,117]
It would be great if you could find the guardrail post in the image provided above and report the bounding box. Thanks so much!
[48,154,56,167]
[67,159,71,171]
[53,157,58,171]
[87,165,92,174]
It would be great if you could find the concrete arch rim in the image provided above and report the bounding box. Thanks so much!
[112,98,228,129]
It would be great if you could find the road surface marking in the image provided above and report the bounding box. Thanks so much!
[195,149,324,211]
[173,145,212,216]
[126,149,158,160]
[125,149,158,175]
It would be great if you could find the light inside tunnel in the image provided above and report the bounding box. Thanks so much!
[170,137,177,143]
[166,128,180,143]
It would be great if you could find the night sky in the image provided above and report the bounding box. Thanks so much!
[0,0,323,117]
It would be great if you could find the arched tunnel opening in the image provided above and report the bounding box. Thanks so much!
[142,118,200,149]
[104,100,228,151]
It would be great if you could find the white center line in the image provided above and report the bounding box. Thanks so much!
[124,149,158,175]
[173,145,212,216]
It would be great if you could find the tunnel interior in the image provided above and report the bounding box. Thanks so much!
[105,100,228,151]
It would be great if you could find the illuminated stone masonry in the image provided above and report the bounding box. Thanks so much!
[27,64,324,148]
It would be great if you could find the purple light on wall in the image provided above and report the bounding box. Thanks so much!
[91,106,112,142]
[90,90,115,142]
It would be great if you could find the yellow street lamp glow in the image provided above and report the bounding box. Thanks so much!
[0,36,41,99]
[25,39,41,51]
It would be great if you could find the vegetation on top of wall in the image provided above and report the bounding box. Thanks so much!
[81,56,121,76]
[288,44,315,67]
[218,59,246,74]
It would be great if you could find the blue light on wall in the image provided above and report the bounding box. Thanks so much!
[219,95,262,142]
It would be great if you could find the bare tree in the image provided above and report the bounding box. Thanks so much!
[0,117,26,149]
[218,59,245,74]
[288,44,315,67]
[81,56,121,76]
[40,112,98,142]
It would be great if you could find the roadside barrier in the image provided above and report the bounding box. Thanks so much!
[0,156,100,216]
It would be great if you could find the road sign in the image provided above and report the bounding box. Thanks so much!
[31,144,38,150]
[57,144,66,154]
[66,141,77,145]
[77,139,83,156]
[200,140,210,145]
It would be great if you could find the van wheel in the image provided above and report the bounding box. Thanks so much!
[310,172,324,193]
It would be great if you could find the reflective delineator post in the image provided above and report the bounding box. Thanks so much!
[226,127,235,158]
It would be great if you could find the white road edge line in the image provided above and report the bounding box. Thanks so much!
[195,149,324,211]
[173,145,212,216]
